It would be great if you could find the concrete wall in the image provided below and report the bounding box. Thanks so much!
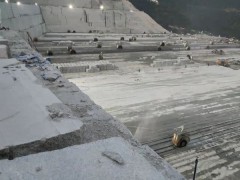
[0,2,46,39]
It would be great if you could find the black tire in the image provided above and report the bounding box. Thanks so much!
[158,47,162,51]
[117,45,123,49]
[70,49,76,54]
[33,37,38,42]
[47,51,53,56]
[180,140,187,147]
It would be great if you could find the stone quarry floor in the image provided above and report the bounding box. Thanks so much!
[37,32,240,179]
[70,61,240,180]
[0,31,186,180]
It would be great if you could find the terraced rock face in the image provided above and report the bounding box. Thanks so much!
[15,0,166,33]
[0,2,46,39]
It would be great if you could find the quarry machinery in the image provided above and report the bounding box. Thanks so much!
[172,126,190,147]
[216,59,229,67]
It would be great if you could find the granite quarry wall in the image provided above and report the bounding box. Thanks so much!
[2,0,166,34]
[10,0,133,9]
[40,1,166,33]
[0,2,46,39]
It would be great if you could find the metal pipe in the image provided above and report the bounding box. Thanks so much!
[193,157,199,180]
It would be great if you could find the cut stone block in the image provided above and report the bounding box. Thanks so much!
[54,61,117,73]
[0,45,8,59]
[87,66,100,73]
[0,137,170,180]
[0,59,83,150]
[0,38,9,46]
